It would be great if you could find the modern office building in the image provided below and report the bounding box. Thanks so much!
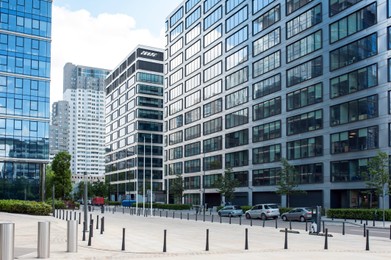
[164,0,390,209]
[0,0,52,200]
[49,100,69,160]
[63,63,109,176]
[105,45,165,202]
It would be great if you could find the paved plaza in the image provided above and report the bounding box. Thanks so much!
[1,209,391,259]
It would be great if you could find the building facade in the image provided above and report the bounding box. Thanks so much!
[164,0,391,209]
[49,100,69,160]
[0,0,52,200]
[105,45,165,202]
[63,63,109,176]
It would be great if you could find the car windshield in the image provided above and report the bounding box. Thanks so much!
[265,204,278,209]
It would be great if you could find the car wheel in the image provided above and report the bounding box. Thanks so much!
[261,213,267,220]
[282,215,287,221]
[245,213,251,219]
[300,216,305,222]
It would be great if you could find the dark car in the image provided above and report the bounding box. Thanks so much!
[281,207,312,222]
[218,205,243,217]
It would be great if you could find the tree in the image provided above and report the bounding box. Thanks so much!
[92,180,109,197]
[215,168,239,205]
[366,151,390,226]
[170,174,184,204]
[44,165,55,199]
[51,151,72,199]
[76,181,93,200]
[275,158,306,208]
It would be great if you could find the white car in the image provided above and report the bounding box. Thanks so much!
[245,204,280,220]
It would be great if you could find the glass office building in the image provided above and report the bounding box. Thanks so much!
[105,46,165,202]
[0,0,52,200]
[164,0,390,209]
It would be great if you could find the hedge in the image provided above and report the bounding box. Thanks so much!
[131,203,191,210]
[0,200,51,215]
[327,208,391,221]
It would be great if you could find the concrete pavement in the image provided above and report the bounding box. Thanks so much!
[1,210,391,259]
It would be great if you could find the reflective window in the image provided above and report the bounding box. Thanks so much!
[186,6,201,29]
[186,0,201,12]
[203,117,223,135]
[204,43,222,65]
[253,73,281,100]
[185,57,201,76]
[253,27,280,57]
[185,124,201,140]
[330,0,363,17]
[253,0,275,14]
[226,66,248,90]
[168,162,182,175]
[253,51,280,78]
[169,84,183,100]
[286,56,322,87]
[287,109,323,136]
[186,40,201,60]
[286,0,313,15]
[184,159,201,173]
[204,80,222,100]
[225,108,248,129]
[204,98,222,117]
[330,64,377,99]
[226,5,248,33]
[253,144,281,164]
[170,7,183,27]
[204,61,222,82]
[185,90,201,108]
[185,107,201,124]
[253,167,280,186]
[169,131,183,145]
[252,120,281,142]
[186,23,201,44]
[225,87,248,109]
[330,33,377,71]
[287,83,322,111]
[169,99,183,115]
[331,158,368,182]
[226,46,248,71]
[185,73,200,92]
[225,150,248,168]
[287,136,323,160]
[330,95,378,126]
[169,115,183,130]
[253,4,280,35]
[330,3,376,44]
[226,0,246,13]
[203,155,222,171]
[287,30,322,63]
[204,6,222,30]
[331,126,378,154]
[170,38,183,56]
[226,26,248,52]
[204,0,222,13]
[253,96,281,121]
[225,129,248,148]
[185,141,201,157]
[204,24,222,47]
[203,136,223,153]
[170,22,183,41]
[286,4,321,39]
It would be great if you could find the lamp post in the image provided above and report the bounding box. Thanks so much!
[83,172,88,232]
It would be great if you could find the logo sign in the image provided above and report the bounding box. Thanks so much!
[137,48,163,61]
[140,51,158,57]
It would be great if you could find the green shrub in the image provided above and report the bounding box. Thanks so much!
[132,203,191,210]
[108,201,121,206]
[326,208,391,221]
[0,200,51,215]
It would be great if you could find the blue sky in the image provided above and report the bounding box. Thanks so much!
[50,0,183,104]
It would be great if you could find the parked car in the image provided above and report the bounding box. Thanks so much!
[218,205,243,217]
[245,204,280,220]
[281,207,312,222]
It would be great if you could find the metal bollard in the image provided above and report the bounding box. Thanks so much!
[67,220,78,252]
[38,221,50,258]
[0,222,15,260]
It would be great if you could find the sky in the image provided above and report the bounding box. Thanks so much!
[51,0,183,105]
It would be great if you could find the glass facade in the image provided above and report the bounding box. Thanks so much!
[0,0,51,200]
[165,0,391,209]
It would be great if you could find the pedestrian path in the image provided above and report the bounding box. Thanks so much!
[1,210,390,259]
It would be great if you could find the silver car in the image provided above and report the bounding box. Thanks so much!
[218,205,243,217]
[245,203,280,220]
[281,207,312,222]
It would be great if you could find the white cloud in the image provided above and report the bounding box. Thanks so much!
[51,6,165,105]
